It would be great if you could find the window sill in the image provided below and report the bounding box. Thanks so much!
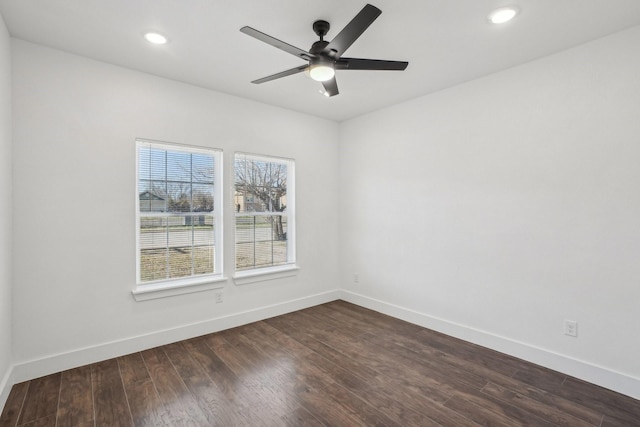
[132,275,228,301]
[233,265,299,286]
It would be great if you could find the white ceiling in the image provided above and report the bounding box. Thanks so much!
[2,0,640,121]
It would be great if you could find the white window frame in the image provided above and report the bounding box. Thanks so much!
[133,139,226,301]
[233,152,297,284]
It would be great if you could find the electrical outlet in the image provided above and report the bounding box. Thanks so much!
[215,292,224,304]
[354,273,359,283]
[564,320,578,337]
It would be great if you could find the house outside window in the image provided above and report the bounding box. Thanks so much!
[234,153,295,273]
[135,139,223,289]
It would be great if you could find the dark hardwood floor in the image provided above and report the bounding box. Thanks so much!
[2,301,639,426]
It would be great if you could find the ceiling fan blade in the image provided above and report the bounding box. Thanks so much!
[336,58,409,71]
[325,4,381,57]
[251,65,309,84]
[322,78,339,97]
[241,26,314,60]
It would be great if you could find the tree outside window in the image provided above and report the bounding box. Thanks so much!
[234,153,295,271]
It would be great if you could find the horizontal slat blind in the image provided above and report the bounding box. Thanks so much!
[234,153,294,271]
[137,140,221,284]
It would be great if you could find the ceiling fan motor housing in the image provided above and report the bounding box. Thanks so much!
[310,40,330,55]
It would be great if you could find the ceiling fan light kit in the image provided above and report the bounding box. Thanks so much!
[308,62,335,82]
[240,3,409,96]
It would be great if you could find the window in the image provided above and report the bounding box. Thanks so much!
[135,139,223,294]
[234,153,295,274]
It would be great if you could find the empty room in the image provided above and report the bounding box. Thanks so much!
[0,0,639,425]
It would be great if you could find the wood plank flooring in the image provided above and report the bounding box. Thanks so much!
[2,301,639,426]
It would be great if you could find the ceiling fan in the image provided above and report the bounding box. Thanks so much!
[240,3,408,97]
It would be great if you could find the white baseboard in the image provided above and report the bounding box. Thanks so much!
[0,365,16,414]
[341,290,640,400]
[9,290,341,388]
[4,288,638,410]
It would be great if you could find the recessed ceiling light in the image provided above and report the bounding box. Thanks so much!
[488,7,519,24]
[144,32,168,45]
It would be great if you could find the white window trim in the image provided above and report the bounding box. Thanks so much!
[133,139,224,300]
[132,275,228,301]
[233,152,297,278]
[233,264,299,286]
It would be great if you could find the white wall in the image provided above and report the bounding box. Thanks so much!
[11,40,340,378]
[0,11,13,406]
[339,26,640,397]
[7,23,640,401]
